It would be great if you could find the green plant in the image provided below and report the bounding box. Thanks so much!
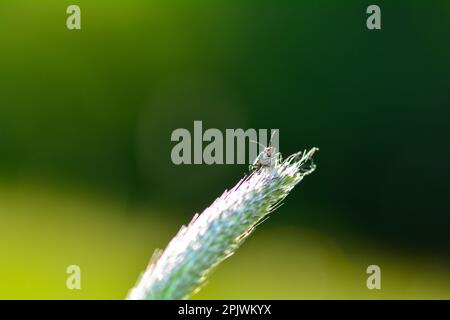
[127,148,318,300]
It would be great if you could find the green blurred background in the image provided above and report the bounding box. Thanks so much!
[1,0,450,299]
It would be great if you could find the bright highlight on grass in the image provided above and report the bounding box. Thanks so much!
[127,148,318,300]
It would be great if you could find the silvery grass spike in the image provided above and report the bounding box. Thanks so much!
[127,147,318,300]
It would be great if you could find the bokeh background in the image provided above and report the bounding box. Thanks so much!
[1,0,450,299]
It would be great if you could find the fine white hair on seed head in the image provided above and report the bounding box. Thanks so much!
[127,148,318,300]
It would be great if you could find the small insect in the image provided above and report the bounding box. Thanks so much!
[249,131,282,173]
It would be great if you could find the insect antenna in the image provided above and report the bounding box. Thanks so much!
[249,139,268,152]
[268,130,279,151]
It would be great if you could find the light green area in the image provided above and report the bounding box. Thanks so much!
[1,181,449,299]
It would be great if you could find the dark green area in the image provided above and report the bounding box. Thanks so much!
[1,1,449,252]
